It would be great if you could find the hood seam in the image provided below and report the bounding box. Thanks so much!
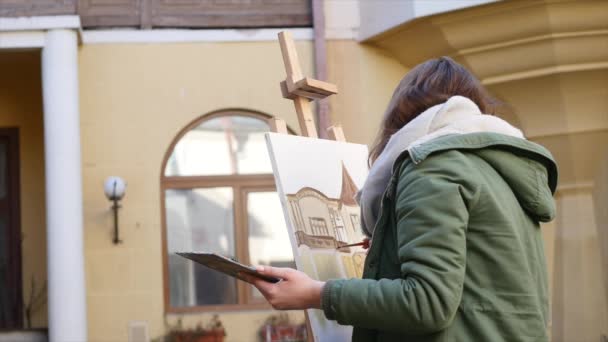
[408,134,552,165]
[526,158,542,213]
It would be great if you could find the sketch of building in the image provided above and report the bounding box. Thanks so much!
[286,162,362,251]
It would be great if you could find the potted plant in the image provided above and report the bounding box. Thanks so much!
[160,315,226,342]
[258,313,307,342]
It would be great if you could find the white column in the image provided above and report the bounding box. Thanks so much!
[42,29,87,342]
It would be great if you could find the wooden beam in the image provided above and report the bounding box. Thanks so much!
[278,31,304,83]
[293,97,318,138]
[304,311,315,342]
[327,125,346,142]
[268,118,288,134]
[288,77,338,100]
[280,81,296,100]
[279,30,337,138]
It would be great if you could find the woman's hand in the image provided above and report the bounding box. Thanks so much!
[249,266,325,310]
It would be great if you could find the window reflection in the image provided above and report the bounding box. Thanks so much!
[165,115,272,176]
[165,187,237,306]
[247,191,294,267]
[247,191,295,299]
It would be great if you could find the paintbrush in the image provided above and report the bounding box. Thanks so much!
[336,238,370,250]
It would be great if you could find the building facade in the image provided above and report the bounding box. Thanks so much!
[0,0,606,341]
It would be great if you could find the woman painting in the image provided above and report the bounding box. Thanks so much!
[249,57,557,342]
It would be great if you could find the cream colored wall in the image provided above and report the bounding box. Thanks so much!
[552,190,608,341]
[488,70,608,187]
[326,40,408,146]
[78,41,314,342]
[594,155,608,312]
[0,51,48,328]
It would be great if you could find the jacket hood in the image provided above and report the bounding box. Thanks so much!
[358,96,526,235]
[408,133,558,223]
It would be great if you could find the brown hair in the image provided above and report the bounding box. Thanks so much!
[368,56,498,166]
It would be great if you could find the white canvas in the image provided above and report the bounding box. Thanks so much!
[265,132,370,342]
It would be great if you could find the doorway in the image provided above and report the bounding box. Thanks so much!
[0,128,22,329]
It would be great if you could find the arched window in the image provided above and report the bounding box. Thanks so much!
[161,110,294,312]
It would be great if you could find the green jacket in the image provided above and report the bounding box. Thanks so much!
[321,133,558,342]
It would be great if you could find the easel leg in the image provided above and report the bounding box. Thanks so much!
[268,118,288,134]
[304,310,315,342]
[294,97,318,138]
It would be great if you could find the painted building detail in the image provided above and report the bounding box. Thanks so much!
[287,162,362,250]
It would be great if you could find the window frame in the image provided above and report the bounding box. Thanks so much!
[160,109,292,313]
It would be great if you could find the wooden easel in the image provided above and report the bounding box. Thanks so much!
[268,30,347,342]
[269,31,346,143]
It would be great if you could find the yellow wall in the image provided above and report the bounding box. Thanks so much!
[552,189,608,341]
[327,40,408,146]
[488,70,608,186]
[594,154,608,312]
[0,51,48,328]
[78,41,315,342]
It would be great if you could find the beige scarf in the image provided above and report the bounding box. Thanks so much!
[357,95,525,236]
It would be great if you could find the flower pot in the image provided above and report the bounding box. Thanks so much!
[171,329,225,342]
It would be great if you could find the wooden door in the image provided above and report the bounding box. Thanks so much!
[0,128,22,329]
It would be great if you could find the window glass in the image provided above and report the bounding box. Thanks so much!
[163,112,291,310]
[309,217,328,236]
[165,115,272,176]
[165,187,237,306]
[247,191,295,298]
[247,191,294,267]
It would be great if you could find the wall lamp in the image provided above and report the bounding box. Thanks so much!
[104,176,127,244]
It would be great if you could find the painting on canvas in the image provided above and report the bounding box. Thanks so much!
[265,132,369,342]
